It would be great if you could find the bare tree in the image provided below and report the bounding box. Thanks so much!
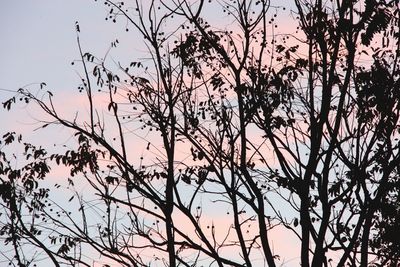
[1,0,400,266]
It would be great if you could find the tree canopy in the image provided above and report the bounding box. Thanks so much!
[1,0,400,266]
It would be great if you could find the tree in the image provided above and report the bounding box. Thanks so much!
[1,0,400,266]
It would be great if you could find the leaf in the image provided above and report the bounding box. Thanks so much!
[285,50,290,59]
[2,97,15,110]
[105,176,117,184]
[198,151,205,160]
[181,174,191,184]
[0,183,12,202]
[276,44,285,53]
[361,7,390,46]
[3,132,15,145]
[198,169,207,185]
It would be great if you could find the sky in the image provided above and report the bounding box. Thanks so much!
[0,0,299,146]
[1,0,99,90]
[0,1,302,266]
[0,1,149,264]
[0,0,143,140]
[3,0,396,266]
[1,0,90,137]
[0,0,297,97]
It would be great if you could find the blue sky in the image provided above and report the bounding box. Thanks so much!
[0,2,301,264]
[0,0,296,93]
[1,1,94,89]
[0,0,143,138]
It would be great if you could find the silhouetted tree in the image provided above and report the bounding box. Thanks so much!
[1,0,400,266]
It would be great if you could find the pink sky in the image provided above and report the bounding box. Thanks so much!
[0,1,316,266]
